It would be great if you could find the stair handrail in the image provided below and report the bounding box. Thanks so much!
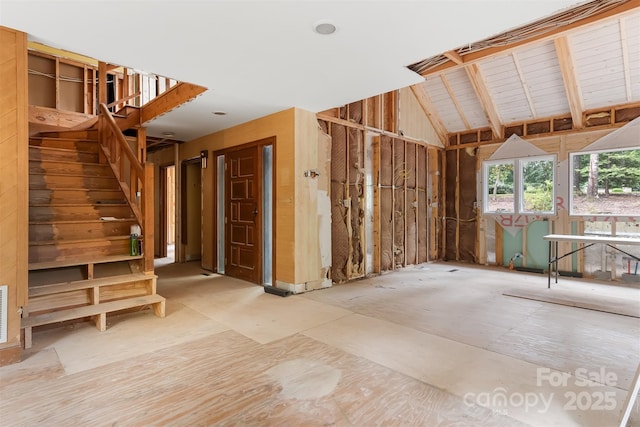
[98,103,154,272]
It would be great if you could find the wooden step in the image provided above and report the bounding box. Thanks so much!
[30,173,120,190]
[29,136,99,153]
[30,189,126,204]
[22,294,165,329]
[29,273,156,298]
[38,130,98,140]
[29,160,112,177]
[29,235,131,264]
[29,219,138,242]
[29,204,132,221]
[29,146,98,163]
[29,254,143,271]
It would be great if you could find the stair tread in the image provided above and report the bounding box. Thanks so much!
[22,294,165,328]
[29,205,129,208]
[30,186,121,191]
[29,159,109,166]
[29,145,96,155]
[30,137,98,143]
[30,218,136,225]
[29,273,157,297]
[30,172,115,178]
[30,235,131,246]
[29,254,144,271]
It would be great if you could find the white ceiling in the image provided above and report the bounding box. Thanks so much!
[0,0,580,141]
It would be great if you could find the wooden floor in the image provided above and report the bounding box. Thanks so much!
[1,261,639,426]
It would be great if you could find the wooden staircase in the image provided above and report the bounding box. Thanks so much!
[24,126,164,348]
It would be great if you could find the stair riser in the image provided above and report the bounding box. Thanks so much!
[29,161,112,177]
[29,239,131,264]
[30,189,126,204]
[29,147,98,163]
[30,138,99,153]
[30,174,120,190]
[30,222,136,242]
[30,205,132,221]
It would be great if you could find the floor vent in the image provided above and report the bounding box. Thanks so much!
[0,285,7,343]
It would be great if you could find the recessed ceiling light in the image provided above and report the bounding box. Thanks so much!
[314,20,336,35]
[162,131,175,138]
[213,111,227,116]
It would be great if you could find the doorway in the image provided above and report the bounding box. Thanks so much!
[181,159,202,262]
[159,164,176,261]
[215,138,274,285]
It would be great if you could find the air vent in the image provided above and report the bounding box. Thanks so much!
[0,285,7,343]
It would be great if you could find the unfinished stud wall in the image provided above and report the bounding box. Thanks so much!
[444,147,478,263]
[445,114,640,275]
[319,90,444,283]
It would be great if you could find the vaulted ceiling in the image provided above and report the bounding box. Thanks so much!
[408,0,640,142]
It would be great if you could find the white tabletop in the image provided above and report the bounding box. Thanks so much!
[543,234,640,245]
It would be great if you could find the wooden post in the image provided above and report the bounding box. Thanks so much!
[98,61,107,106]
[143,163,155,273]
[372,136,381,273]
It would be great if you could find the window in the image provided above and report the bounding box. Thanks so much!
[483,155,555,215]
[570,148,640,216]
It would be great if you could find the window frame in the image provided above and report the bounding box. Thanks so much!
[482,155,556,216]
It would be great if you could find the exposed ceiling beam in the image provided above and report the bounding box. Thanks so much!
[440,74,471,129]
[409,84,449,144]
[511,52,537,118]
[619,17,633,102]
[443,50,464,65]
[554,36,584,129]
[464,64,503,138]
[419,1,639,77]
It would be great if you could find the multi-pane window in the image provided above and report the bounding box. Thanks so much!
[483,156,555,215]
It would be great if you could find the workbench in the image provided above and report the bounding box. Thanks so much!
[543,234,640,288]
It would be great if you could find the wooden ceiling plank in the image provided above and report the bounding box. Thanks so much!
[419,1,640,77]
[511,52,538,118]
[554,36,584,129]
[619,17,633,102]
[409,84,448,144]
[464,64,503,138]
[440,74,471,129]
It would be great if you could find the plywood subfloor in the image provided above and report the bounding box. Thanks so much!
[1,261,639,426]
[503,287,640,318]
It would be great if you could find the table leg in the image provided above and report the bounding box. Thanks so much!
[548,240,552,289]
[555,241,559,284]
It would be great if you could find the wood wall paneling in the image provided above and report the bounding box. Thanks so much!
[0,26,29,361]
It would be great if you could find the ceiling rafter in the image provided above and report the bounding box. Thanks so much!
[410,1,639,77]
[443,51,464,65]
[464,64,503,138]
[554,36,584,129]
[511,52,538,118]
[619,17,633,102]
[440,74,471,130]
[409,84,449,144]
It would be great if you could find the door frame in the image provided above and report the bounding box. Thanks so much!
[180,157,203,262]
[158,162,175,258]
[213,137,276,284]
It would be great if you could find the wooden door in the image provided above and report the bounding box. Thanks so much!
[225,146,261,283]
